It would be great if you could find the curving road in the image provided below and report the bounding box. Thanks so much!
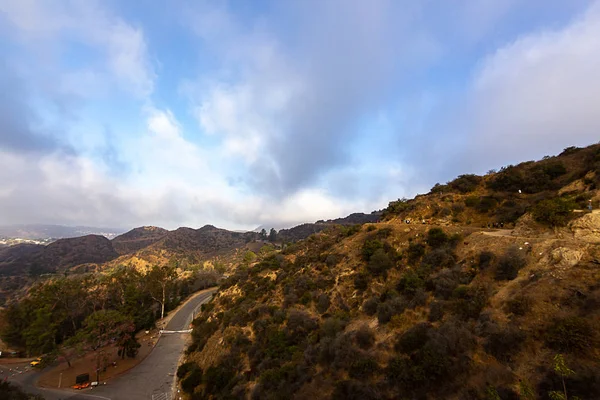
[3,288,216,400]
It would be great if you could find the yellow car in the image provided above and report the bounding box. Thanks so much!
[30,357,43,367]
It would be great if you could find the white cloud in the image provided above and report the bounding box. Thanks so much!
[0,0,155,97]
[455,1,600,170]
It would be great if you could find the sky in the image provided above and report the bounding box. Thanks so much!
[1,0,599,231]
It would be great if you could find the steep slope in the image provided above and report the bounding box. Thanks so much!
[180,143,600,400]
[112,226,169,255]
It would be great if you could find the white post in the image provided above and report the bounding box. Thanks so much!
[58,373,62,388]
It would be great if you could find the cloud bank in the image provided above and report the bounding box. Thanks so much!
[0,0,598,230]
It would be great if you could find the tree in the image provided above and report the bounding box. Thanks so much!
[268,228,278,242]
[548,354,581,400]
[145,265,177,320]
[260,228,267,240]
[72,310,135,382]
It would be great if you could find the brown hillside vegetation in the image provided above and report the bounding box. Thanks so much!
[180,144,600,400]
[112,226,169,255]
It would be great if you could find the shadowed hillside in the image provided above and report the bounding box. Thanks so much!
[179,143,600,400]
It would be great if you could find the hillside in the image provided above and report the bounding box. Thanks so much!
[0,235,118,277]
[278,213,381,243]
[179,144,600,400]
[112,226,169,255]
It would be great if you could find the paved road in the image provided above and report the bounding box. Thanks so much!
[3,288,216,400]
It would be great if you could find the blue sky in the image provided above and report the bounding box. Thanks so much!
[1,0,599,230]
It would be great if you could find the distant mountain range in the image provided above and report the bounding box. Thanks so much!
[0,224,126,240]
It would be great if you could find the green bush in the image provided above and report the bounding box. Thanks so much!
[545,317,594,353]
[349,355,379,379]
[404,245,424,268]
[478,251,495,270]
[367,249,394,276]
[362,239,383,261]
[483,325,525,363]
[428,301,444,322]
[447,174,482,193]
[426,228,448,248]
[452,285,489,320]
[397,270,424,296]
[362,297,379,316]
[353,271,369,291]
[354,324,375,349]
[532,197,577,227]
[396,323,432,353]
[316,293,330,314]
[181,364,203,394]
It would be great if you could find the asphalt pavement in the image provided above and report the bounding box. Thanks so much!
[2,288,216,400]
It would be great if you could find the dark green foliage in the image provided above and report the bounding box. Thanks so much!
[483,325,525,363]
[495,247,527,281]
[476,196,498,213]
[325,253,344,267]
[532,197,577,227]
[407,242,426,265]
[332,380,380,400]
[377,297,407,324]
[465,196,480,207]
[386,320,475,393]
[354,324,375,349]
[421,247,457,271]
[362,297,379,316]
[0,381,44,400]
[452,285,489,320]
[397,270,424,296]
[545,317,594,353]
[447,174,483,193]
[362,239,383,261]
[428,301,444,322]
[426,228,448,248]
[181,364,203,394]
[478,251,495,270]
[286,310,318,342]
[189,318,219,353]
[353,271,369,291]
[316,293,330,314]
[396,323,432,353]
[321,318,347,338]
[385,198,414,217]
[367,248,394,276]
[203,360,238,396]
[349,355,379,379]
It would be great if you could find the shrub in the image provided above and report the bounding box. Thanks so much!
[287,310,319,342]
[367,249,394,276]
[532,197,577,227]
[354,271,369,291]
[316,293,330,314]
[396,323,432,353]
[332,380,380,400]
[428,301,444,322]
[478,251,495,270]
[448,174,482,193]
[397,270,424,296]
[377,297,407,324]
[362,239,383,261]
[476,196,498,213]
[426,228,448,248]
[354,324,375,349]
[181,365,203,394]
[465,196,480,208]
[484,326,526,363]
[545,317,594,353]
[407,243,426,265]
[321,318,347,338]
[177,361,197,379]
[453,285,489,320]
[362,297,379,316]
[495,247,527,281]
[349,355,379,379]
[421,248,456,271]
